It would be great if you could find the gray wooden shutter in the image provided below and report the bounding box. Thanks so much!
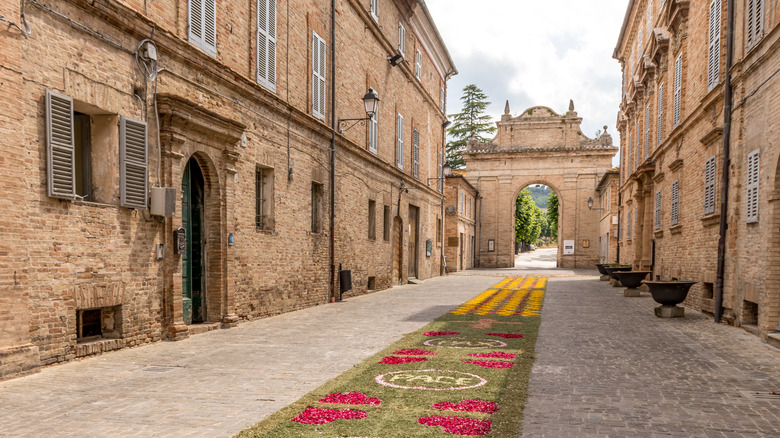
[674,53,682,127]
[746,149,760,223]
[370,0,378,19]
[438,152,443,192]
[189,0,216,56]
[671,180,679,225]
[188,0,203,49]
[369,112,378,154]
[638,28,643,56]
[257,0,277,91]
[413,128,419,178]
[415,49,421,79]
[634,206,637,238]
[657,83,664,145]
[398,22,405,56]
[746,0,764,49]
[627,210,632,237]
[46,89,76,199]
[312,31,326,120]
[655,190,662,230]
[635,119,640,168]
[708,0,721,90]
[120,116,148,209]
[645,104,651,157]
[647,2,652,32]
[704,156,717,214]
[396,114,404,169]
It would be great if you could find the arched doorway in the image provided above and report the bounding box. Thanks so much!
[181,157,206,325]
[513,184,559,268]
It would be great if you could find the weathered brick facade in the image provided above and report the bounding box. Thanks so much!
[443,174,477,271]
[0,0,455,379]
[614,0,780,343]
[596,169,620,264]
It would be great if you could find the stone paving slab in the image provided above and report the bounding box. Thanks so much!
[521,276,780,438]
[0,275,498,438]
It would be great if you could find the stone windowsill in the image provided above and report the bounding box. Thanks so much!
[701,213,721,227]
[670,224,683,234]
[654,229,664,238]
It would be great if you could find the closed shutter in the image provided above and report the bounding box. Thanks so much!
[746,0,764,49]
[441,87,445,112]
[657,83,664,145]
[704,156,717,214]
[120,116,148,209]
[645,104,651,157]
[648,2,652,31]
[746,149,760,223]
[368,112,378,154]
[634,206,637,238]
[655,190,662,230]
[674,53,682,127]
[396,114,403,169]
[370,0,378,19]
[708,0,721,90]
[188,0,216,56]
[413,129,419,178]
[415,50,422,79]
[628,132,632,171]
[312,32,326,120]
[438,152,443,192]
[46,89,76,199]
[638,29,643,56]
[636,119,640,168]
[257,0,277,92]
[627,210,632,237]
[671,180,679,225]
[398,22,405,56]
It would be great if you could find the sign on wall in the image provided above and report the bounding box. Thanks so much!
[563,240,575,255]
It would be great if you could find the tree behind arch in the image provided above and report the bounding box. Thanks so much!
[446,84,496,169]
[546,194,559,241]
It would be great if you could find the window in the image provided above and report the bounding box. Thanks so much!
[746,0,765,49]
[412,128,420,179]
[671,180,679,225]
[368,199,376,239]
[657,83,664,145]
[396,114,404,169]
[383,205,391,241]
[746,149,760,223]
[78,308,102,340]
[638,28,643,56]
[704,156,717,215]
[415,49,422,79]
[370,0,378,20]
[655,190,662,230]
[436,217,441,243]
[440,87,445,112]
[627,210,632,237]
[628,132,632,171]
[647,1,653,32]
[256,166,274,230]
[398,22,406,57]
[119,116,149,209]
[257,0,277,92]
[618,214,622,241]
[311,182,323,233]
[635,119,641,167]
[673,53,682,127]
[645,104,651,158]
[312,31,326,120]
[634,206,638,238]
[368,111,378,154]
[460,192,464,213]
[708,0,722,91]
[188,0,217,56]
[438,152,443,192]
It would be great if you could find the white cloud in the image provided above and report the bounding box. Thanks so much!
[426,0,628,163]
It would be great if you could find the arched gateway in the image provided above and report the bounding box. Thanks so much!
[464,102,618,268]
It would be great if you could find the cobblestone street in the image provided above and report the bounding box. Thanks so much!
[1,251,779,437]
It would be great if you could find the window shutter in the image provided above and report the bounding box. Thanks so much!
[645,104,651,157]
[657,83,664,145]
[674,53,682,127]
[415,50,422,79]
[438,152,443,192]
[45,89,76,199]
[647,2,652,32]
[441,88,445,112]
[368,112,378,154]
[671,180,679,225]
[746,0,764,49]
[708,0,721,90]
[120,116,149,209]
[188,0,203,49]
[638,29,643,56]
[203,0,216,55]
[746,149,760,223]
[634,206,637,238]
[655,190,662,230]
[704,156,717,214]
[396,114,403,169]
[628,210,632,237]
[413,129,419,178]
[257,0,277,91]
[312,32,326,120]
[370,0,378,19]
[398,22,405,56]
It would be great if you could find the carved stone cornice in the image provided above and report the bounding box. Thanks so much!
[157,94,247,148]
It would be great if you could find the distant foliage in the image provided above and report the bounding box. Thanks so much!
[526,185,552,209]
[515,189,542,246]
[446,84,497,169]
[546,194,559,241]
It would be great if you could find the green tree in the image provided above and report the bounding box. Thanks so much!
[515,189,542,246]
[546,193,559,241]
[446,84,497,169]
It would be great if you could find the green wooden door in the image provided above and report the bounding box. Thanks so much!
[181,158,206,325]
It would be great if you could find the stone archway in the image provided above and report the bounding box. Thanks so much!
[464,103,617,269]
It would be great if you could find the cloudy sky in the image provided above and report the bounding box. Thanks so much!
[426,0,628,162]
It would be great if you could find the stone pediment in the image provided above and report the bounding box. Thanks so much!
[517,106,562,120]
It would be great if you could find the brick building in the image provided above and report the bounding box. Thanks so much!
[0,0,455,379]
[443,173,478,272]
[614,0,780,343]
[596,169,619,264]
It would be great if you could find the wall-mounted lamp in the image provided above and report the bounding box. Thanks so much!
[587,197,605,211]
[389,53,404,67]
[426,162,453,187]
[442,120,451,128]
[337,88,380,134]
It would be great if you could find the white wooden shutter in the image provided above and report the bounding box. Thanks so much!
[627,210,632,237]
[671,180,679,225]
[655,190,662,230]
[441,87,445,112]
[398,22,405,56]
[746,0,764,49]
[634,206,637,238]
[257,0,277,92]
[413,128,419,178]
[746,149,760,223]
[704,156,717,214]
[46,89,76,199]
[312,31,326,120]
[188,0,216,56]
[438,152,443,192]
[370,0,378,20]
[645,104,651,157]
[368,112,378,154]
[415,50,422,79]
[636,119,640,168]
[673,53,682,127]
[647,1,652,32]
[396,114,404,169]
[638,29,643,56]
[120,116,148,209]
[708,0,721,91]
[657,83,664,146]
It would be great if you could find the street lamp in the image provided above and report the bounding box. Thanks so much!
[337,88,380,133]
[587,196,604,211]
[427,162,453,186]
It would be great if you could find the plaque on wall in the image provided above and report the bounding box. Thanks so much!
[563,240,575,255]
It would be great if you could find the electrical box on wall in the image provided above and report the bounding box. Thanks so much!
[151,187,176,217]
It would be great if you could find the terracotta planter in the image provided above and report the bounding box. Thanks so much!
[615,271,651,297]
[643,281,697,318]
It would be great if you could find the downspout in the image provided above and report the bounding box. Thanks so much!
[440,122,446,276]
[715,0,735,323]
[329,0,338,301]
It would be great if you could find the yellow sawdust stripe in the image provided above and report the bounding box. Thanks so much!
[520,289,545,317]
[475,288,513,315]
[496,289,530,316]
[533,277,548,290]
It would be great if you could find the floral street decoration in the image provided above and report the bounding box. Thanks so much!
[318,392,382,405]
[485,333,524,338]
[393,349,438,356]
[461,360,514,369]
[467,352,516,359]
[423,331,460,336]
[291,407,367,425]
[379,356,429,365]
[431,400,498,414]
[418,415,492,436]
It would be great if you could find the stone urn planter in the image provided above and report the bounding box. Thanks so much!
[604,265,632,287]
[614,271,651,297]
[643,281,697,318]
[595,263,610,281]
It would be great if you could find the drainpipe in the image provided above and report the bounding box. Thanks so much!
[329,0,337,301]
[616,190,621,264]
[715,0,734,323]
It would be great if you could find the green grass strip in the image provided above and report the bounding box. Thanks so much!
[235,277,545,437]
